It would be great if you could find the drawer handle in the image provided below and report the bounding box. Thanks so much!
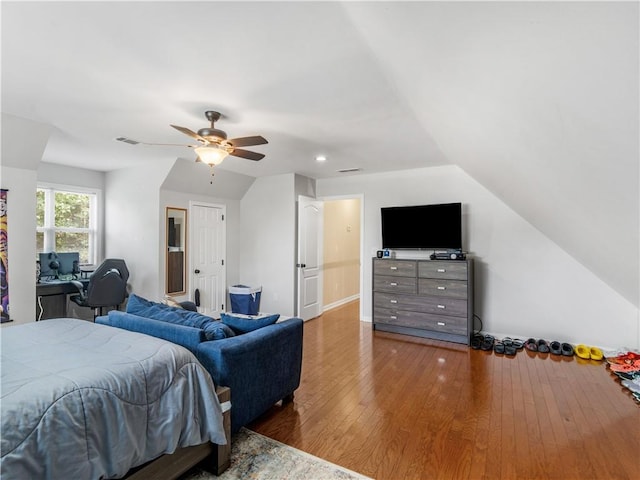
[437,268,446,273]
[390,266,398,270]
[390,282,398,286]
[390,316,397,320]
[437,304,446,309]
[390,300,398,304]
[437,321,446,326]
[437,286,446,290]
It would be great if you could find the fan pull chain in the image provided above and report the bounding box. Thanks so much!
[210,165,215,184]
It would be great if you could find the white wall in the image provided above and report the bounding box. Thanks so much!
[239,174,297,316]
[38,162,105,190]
[104,162,173,301]
[317,165,639,350]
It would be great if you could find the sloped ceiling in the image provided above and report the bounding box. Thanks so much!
[1,1,637,306]
[1,114,51,170]
[341,2,639,307]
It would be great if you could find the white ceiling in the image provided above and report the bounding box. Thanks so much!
[2,1,447,178]
[2,1,638,307]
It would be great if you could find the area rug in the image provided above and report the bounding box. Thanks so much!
[181,428,373,480]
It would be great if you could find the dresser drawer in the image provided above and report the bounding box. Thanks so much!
[418,261,467,280]
[373,275,417,294]
[374,292,467,317]
[418,278,467,299]
[373,259,416,278]
[373,308,467,335]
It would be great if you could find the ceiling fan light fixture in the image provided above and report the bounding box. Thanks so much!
[195,145,229,166]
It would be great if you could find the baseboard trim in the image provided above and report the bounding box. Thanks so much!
[323,295,360,313]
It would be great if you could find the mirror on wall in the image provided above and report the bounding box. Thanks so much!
[166,207,187,295]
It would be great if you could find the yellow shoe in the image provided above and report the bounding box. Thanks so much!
[575,344,590,359]
[589,346,604,361]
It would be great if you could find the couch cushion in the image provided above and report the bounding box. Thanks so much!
[204,321,236,340]
[220,312,280,334]
[126,294,233,340]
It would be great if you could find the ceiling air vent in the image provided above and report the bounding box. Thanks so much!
[337,168,361,173]
[115,137,140,145]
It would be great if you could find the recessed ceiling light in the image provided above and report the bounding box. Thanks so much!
[315,155,327,162]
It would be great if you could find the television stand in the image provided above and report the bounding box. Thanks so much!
[372,257,474,345]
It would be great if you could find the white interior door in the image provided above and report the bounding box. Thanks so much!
[190,203,226,318]
[296,195,323,320]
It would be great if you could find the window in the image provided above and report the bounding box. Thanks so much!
[36,186,98,264]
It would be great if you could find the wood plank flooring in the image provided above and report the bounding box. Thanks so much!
[249,301,640,480]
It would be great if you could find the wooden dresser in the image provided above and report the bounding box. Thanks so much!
[372,257,474,345]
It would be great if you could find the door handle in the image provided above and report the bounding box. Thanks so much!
[296,263,306,268]
[194,269,200,274]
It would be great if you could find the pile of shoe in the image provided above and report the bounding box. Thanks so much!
[523,338,576,357]
[470,334,610,366]
[605,350,640,403]
[470,333,524,356]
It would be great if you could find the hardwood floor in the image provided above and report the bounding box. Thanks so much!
[249,301,640,480]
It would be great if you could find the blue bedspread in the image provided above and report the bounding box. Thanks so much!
[1,318,226,479]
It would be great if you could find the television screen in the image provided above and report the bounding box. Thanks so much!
[381,203,462,250]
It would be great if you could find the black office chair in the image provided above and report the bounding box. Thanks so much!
[70,259,130,320]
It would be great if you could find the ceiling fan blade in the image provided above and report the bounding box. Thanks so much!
[171,124,206,142]
[230,148,265,161]
[228,135,268,148]
[116,137,196,148]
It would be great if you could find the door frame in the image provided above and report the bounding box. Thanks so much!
[297,193,365,321]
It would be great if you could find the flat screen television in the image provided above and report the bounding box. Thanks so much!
[381,202,462,250]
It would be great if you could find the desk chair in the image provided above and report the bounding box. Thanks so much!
[70,259,129,320]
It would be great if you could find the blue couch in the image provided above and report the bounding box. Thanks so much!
[96,309,304,433]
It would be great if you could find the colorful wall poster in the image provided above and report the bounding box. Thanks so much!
[1,189,10,322]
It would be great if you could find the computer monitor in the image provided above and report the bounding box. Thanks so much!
[57,252,80,277]
[38,252,80,280]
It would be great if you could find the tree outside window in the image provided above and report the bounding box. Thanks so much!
[36,187,97,264]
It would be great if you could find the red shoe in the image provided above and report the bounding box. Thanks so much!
[607,351,640,365]
[608,359,640,373]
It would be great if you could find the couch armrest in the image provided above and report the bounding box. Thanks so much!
[195,317,303,433]
[96,310,206,352]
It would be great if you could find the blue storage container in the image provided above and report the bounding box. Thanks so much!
[229,285,262,315]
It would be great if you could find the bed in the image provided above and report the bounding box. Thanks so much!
[0,318,229,479]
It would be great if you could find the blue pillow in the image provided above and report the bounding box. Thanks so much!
[126,294,232,340]
[220,312,280,334]
[203,321,236,340]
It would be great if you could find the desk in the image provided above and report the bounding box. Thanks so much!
[36,279,89,321]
